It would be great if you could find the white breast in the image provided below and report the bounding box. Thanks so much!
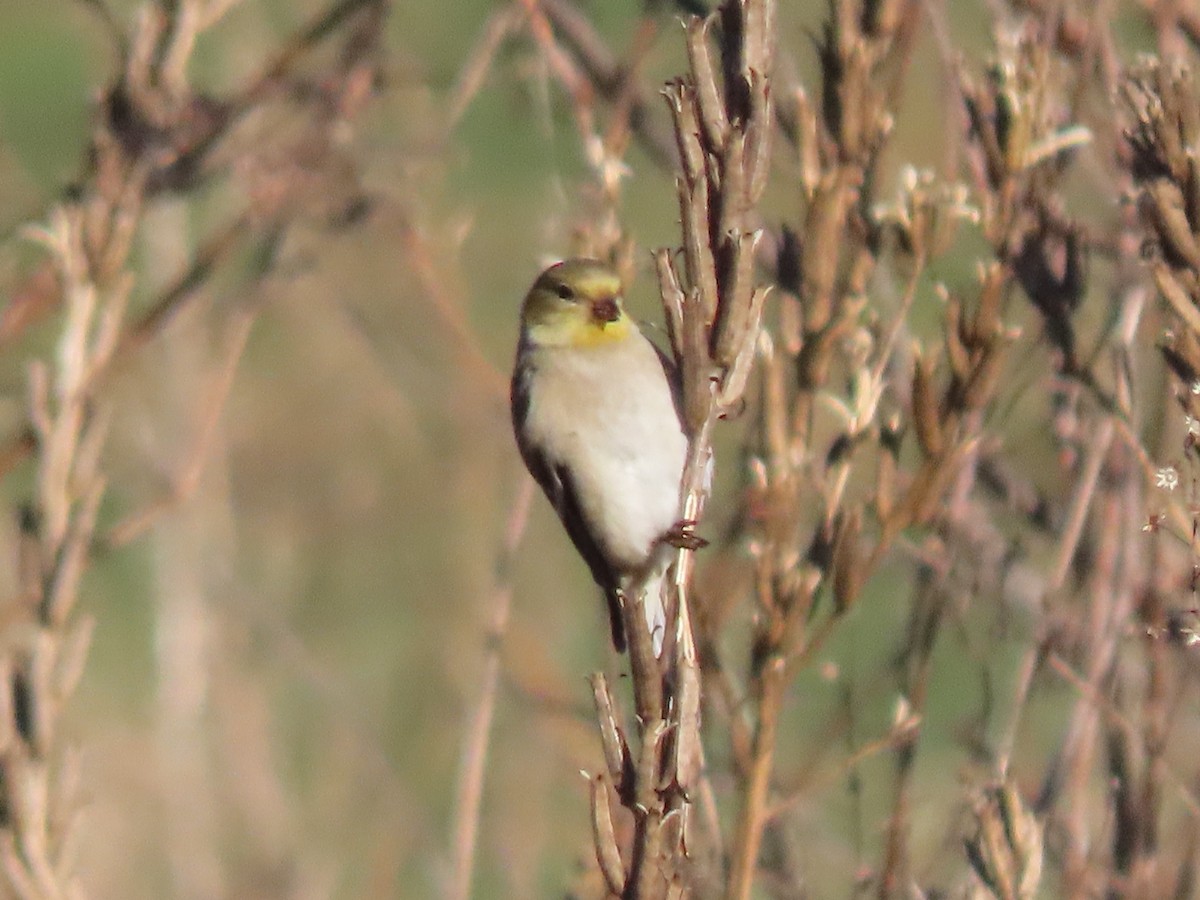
[524,332,687,571]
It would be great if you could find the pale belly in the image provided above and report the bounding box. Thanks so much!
[526,336,688,571]
[568,409,685,568]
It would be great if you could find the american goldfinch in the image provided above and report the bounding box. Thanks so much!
[511,259,696,656]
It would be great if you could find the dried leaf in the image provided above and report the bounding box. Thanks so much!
[685,18,728,152]
[589,773,626,896]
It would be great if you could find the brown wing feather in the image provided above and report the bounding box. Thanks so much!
[511,352,626,650]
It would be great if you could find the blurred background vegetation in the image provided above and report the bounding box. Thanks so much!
[2,0,1200,898]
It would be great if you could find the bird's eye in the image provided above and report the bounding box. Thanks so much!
[555,283,574,300]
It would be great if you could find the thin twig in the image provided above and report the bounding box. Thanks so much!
[445,477,534,900]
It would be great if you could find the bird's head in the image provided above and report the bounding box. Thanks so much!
[520,259,633,348]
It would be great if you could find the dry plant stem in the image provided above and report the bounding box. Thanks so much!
[0,0,387,480]
[726,658,784,900]
[1053,442,1137,897]
[0,215,250,486]
[577,0,773,895]
[663,2,774,897]
[0,1,384,893]
[0,6,213,893]
[538,0,677,170]
[1131,545,1170,894]
[397,221,507,401]
[765,708,917,822]
[514,0,598,142]
[103,306,257,550]
[722,4,921,897]
[1062,499,1131,897]
[1050,419,1114,592]
[880,571,946,899]
[994,416,1113,778]
[1045,652,1200,818]
[446,478,534,900]
[3,195,138,898]
[448,8,522,127]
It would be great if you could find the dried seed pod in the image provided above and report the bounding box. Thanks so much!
[1152,262,1200,336]
[589,773,627,896]
[965,781,1044,900]
[962,329,1017,412]
[717,132,748,242]
[663,79,706,185]
[55,616,95,708]
[778,289,803,356]
[685,17,728,152]
[636,718,669,810]
[875,422,899,520]
[1146,178,1200,269]
[668,637,703,790]
[0,657,13,756]
[830,507,863,612]
[714,229,762,366]
[759,331,790,474]
[718,284,769,409]
[1148,65,1189,181]
[744,70,772,202]
[794,88,821,198]
[971,262,1006,347]
[656,248,687,363]
[589,673,631,785]
[800,177,854,332]
[941,289,971,383]
[739,0,774,75]
[912,349,944,458]
[677,175,720,325]
[681,288,714,435]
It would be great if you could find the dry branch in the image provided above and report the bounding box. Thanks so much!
[0,1,387,895]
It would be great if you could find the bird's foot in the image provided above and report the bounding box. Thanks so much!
[661,519,708,551]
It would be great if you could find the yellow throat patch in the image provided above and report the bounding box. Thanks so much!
[527,307,633,348]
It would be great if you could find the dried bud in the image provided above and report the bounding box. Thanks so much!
[965,781,1044,900]
[588,772,627,895]
[830,507,863,612]
[912,348,945,458]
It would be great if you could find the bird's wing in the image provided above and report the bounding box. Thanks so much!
[511,355,626,649]
[648,334,687,428]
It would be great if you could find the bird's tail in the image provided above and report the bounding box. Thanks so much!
[641,569,668,658]
[604,571,669,658]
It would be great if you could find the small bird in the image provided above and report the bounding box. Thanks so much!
[511,258,696,656]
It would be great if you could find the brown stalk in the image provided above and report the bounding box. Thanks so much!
[0,0,388,481]
[519,4,1200,897]
[445,478,534,900]
[101,304,258,551]
[725,656,785,899]
[447,8,523,128]
[530,1,777,895]
[538,0,681,171]
[0,1,386,894]
[645,4,776,898]
[718,5,925,896]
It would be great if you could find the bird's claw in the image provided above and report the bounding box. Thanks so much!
[662,519,708,551]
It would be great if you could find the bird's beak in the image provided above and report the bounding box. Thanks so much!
[590,295,621,326]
